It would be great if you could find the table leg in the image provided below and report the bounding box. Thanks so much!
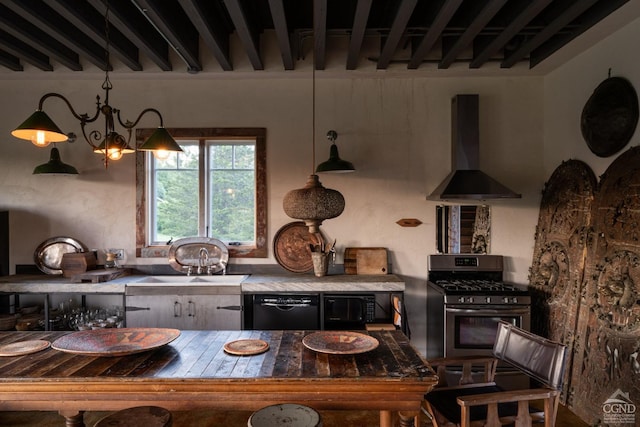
[398,411,418,427]
[380,410,392,427]
[58,410,85,427]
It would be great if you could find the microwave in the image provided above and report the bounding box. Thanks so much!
[323,295,376,329]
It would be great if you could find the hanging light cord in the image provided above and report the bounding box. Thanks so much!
[312,62,316,173]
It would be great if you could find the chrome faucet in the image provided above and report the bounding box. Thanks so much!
[198,247,209,275]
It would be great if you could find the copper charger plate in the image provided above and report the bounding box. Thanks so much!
[0,339,50,357]
[51,328,181,357]
[273,221,322,273]
[223,339,269,356]
[302,331,379,355]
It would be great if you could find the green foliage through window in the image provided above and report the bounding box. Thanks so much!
[150,141,256,245]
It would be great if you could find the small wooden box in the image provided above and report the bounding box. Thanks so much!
[61,252,97,278]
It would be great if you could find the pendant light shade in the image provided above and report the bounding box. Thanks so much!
[316,130,355,173]
[138,127,183,153]
[33,147,78,175]
[283,174,345,234]
[12,110,68,147]
[93,132,135,161]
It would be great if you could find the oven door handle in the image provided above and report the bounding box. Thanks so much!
[445,307,530,314]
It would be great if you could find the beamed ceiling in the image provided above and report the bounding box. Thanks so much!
[0,0,632,74]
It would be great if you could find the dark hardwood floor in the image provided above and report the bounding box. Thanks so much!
[0,404,588,426]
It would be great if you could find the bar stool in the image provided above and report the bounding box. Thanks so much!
[94,406,172,427]
[248,403,322,427]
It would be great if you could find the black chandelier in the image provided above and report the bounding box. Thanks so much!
[11,1,181,173]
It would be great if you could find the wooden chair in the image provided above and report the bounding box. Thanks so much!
[423,321,567,427]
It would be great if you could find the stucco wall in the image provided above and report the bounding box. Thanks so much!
[0,73,544,355]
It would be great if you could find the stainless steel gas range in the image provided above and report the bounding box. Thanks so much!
[426,254,531,361]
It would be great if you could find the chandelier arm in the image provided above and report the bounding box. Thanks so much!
[37,93,101,125]
[117,107,165,130]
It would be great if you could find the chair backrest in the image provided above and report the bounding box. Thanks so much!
[492,321,567,390]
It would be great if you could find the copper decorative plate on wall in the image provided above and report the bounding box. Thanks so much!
[581,76,639,157]
[273,222,321,273]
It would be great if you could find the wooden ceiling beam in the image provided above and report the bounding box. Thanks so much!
[179,0,233,71]
[44,0,142,71]
[268,0,294,70]
[439,0,507,69]
[529,0,629,68]
[88,0,171,71]
[313,0,328,70]
[0,4,81,71]
[3,0,107,70]
[408,0,463,69]
[376,0,418,70]
[224,0,263,70]
[346,0,373,70]
[470,0,553,69]
[501,0,599,68]
[133,0,201,73]
[0,30,52,71]
[0,49,22,71]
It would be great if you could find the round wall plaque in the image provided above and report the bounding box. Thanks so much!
[581,76,639,157]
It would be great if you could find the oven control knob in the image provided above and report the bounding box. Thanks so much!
[485,297,491,304]
[467,297,474,303]
[511,297,518,304]
[502,297,510,303]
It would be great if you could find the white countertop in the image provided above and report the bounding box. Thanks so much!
[0,272,404,294]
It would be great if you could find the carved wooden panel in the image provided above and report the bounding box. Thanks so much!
[532,151,640,424]
[571,146,640,424]
[529,159,597,403]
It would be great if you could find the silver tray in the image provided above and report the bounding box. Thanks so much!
[34,236,88,275]
[168,237,229,274]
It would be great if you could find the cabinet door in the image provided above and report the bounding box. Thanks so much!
[126,295,185,329]
[126,294,242,330]
[183,295,241,330]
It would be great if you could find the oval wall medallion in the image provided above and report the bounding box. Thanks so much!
[581,76,639,157]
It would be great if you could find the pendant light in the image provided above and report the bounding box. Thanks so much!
[315,130,355,173]
[282,6,345,234]
[33,146,78,175]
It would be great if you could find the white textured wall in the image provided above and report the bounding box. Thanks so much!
[0,73,544,355]
[544,16,640,177]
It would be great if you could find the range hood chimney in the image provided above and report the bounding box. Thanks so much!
[428,94,521,200]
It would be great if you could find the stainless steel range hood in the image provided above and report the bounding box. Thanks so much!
[428,95,521,201]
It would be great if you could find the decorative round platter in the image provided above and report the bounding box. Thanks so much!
[0,340,50,357]
[273,221,322,273]
[223,339,269,356]
[51,328,180,357]
[34,236,88,275]
[168,237,229,274]
[302,331,379,355]
[581,76,639,157]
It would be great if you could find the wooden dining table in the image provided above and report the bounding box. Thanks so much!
[0,329,436,427]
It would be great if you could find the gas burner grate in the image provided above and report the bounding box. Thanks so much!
[435,279,518,292]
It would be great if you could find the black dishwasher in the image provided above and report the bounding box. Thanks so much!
[252,294,319,330]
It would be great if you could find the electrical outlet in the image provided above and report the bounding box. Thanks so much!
[111,249,125,260]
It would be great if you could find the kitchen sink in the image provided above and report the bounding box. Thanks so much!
[129,275,248,286]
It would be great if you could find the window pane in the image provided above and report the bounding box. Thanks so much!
[137,127,267,258]
[208,143,255,243]
[153,144,199,243]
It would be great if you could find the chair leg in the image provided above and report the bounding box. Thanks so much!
[58,410,85,427]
